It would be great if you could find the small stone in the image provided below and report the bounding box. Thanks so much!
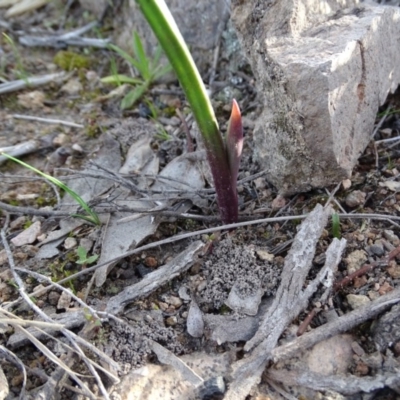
[378,281,393,295]
[136,263,151,277]
[32,284,47,298]
[165,316,177,326]
[387,260,400,279]
[64,237,77,250]
[72,143,83,153]
[52,133,69,147]
[369,244,384,257]
[196,281,207,292]
[165,295,183,308]
[367,290,379,301]
[187,300,204,338]
[178,286,191,301]
[36,300,45,308]
[61,78,83,95]
[347,294,370,309]
[144,256,158,268]
[353,275,367,289]
[11,221,41,247]
[158,301,168,311]
[256,249,275,262]
[342,179,352,190]
[57,290,72,310]
[48,291,60,306]
[355,361,369,376]
[17,90,45,109]
[345,190,366,207]
[383,230,400,246]
[37,233,46,242]
[199,376,226,399]
[351,341,365,356]
[271,195,286,209]
[254,177,266,189]
[345,250,367,274]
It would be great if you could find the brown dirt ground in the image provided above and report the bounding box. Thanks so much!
[1,2,400,400]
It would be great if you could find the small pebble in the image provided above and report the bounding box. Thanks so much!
[136,263,151,277]
[387,260,400,279]
[61,78,82,95]
[383,230,400,246]
[342,179,352,190]
[64,237,77,250]
[52,133,68,147]
[144,256,158,268]
[347,294,370,309]
[369,244,384,257]
[351,341,365,356]
[48,291,61,306]
[32,284,47,298]
[199,376,226,399]
[72,143,83,153]
[57,290,72,310]
[158,301,168,311]
[345,250,367,274]
[354,361,369,375]
[253,177,265,189]
[256,249,274,262]
[165,295,183,308]
[345,190,366,207]
[165,316,177,326]
[196,281,207,292]
[378,282,393,295]
[178,286,191,301]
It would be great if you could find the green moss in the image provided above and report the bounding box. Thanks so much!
[53,51,90,71]
[85,123,100,138]
[36,196,57,207]
[23,220,33,229]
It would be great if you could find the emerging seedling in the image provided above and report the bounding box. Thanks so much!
[75,246,99,267]
[1,153,100,226]
[136,0,243,223]
[102,31,172,109]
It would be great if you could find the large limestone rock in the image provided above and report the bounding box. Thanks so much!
[232,0,400,194]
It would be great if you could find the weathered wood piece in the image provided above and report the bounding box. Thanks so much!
[224,204,346,399]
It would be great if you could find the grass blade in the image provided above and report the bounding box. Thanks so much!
[101,74,142,85]
[121,82,149,109]
[132,31,150,80]
[1,153,100,226]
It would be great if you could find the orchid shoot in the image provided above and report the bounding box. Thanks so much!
[135,0,243,224]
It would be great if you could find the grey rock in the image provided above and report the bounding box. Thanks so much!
[232,1,400,194]
[199,376,225,399]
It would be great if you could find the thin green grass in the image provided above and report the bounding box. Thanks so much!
[102,31,172,109]
[1,153,100,225]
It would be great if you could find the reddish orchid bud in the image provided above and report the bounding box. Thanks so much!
[226,99,243,190]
